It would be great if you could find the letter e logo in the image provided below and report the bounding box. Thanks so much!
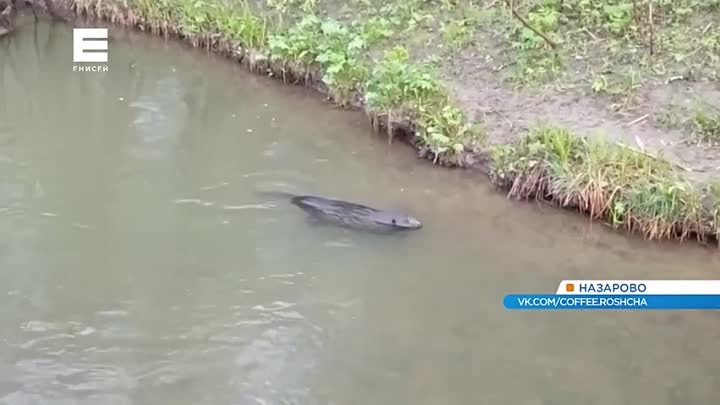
[73,28,108,63]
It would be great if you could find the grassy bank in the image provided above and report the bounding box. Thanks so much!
[490,126,720,243]
[46,0,720,244]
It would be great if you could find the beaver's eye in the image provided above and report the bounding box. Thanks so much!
[392,219,397,224]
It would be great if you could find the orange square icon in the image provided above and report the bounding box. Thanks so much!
[566,283,575,292]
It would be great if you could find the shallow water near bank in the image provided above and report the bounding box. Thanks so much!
[1,16,720,405]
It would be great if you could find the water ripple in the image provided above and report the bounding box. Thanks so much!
[19,334,75,350]
[199,182,229,191]
[172,198,215,207]
[95,310,129,318]
[21,321,58,333]
[252,301,296,312]
[222,204,276,210]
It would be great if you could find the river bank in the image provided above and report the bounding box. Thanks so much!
[14,0,720,244]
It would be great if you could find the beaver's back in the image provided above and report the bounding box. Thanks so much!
[291,196,393,231]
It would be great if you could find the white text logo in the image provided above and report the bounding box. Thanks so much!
[73,28,109,72]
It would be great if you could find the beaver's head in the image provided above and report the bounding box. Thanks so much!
[373,212,423,230]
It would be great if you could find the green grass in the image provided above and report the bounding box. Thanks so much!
[590,68,644,111]
[692,108,720,145]
[489,125,716,242]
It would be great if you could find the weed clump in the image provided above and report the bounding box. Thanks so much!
[365,47,482,164]
[365,47,443,130]
[692,109,720,146]
[269,16,368,105]
[490,125,714,241]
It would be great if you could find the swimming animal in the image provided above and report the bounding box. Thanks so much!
[260,191,422,233]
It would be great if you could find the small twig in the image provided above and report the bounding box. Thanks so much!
[617,142,660,161]
[503,0,558,49]
[701,22,713,35]
[632,0,640,25]
[625,113,649,127]
[616,142,694,172]
[582,27,598,41]
[681,44,706,62]
[634,134,646,152]
[492,63,509,72]
[648,1,654,56]
[486,107,513,130]
[671,136,695,146]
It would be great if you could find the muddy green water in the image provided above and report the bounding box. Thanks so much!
[2,18,720,405]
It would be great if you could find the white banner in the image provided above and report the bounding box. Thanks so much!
[556,280,720,295]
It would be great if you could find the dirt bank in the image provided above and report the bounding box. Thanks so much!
[446,44,720,184]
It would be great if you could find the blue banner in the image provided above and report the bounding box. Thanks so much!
[504,294,720,311]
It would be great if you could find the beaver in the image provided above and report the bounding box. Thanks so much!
[260,191,422,233]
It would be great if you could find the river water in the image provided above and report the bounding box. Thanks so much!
[1,17,720,405]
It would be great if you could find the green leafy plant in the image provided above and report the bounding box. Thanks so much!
[419,105,484,163]
[315,20,369,105]
[268,15,323,81]
[602,1,634,35]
